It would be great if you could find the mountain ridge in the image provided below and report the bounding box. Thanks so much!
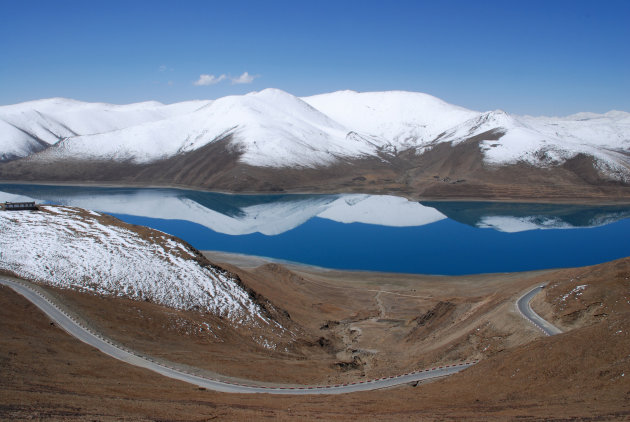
[1,89,629,201]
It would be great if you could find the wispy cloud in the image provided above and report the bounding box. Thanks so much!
[193,71,259,87]
[193,74,227,86]
[231,71,258,84]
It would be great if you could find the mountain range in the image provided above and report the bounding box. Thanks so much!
[1,89,629,201]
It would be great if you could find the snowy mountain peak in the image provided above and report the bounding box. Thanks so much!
[247,87,296,99]
[434,109,517,145]
[302,90,480,149]
[476,110,514,127]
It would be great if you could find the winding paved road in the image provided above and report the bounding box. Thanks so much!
[1,276,475,394]
[2,277,561,394]
[516,285,563,336]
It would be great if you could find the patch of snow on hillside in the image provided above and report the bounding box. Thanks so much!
[561,284,588,301]
[0,206,267,324]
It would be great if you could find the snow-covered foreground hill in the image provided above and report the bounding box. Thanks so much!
[1,89,628,182]
[0,206,270,325]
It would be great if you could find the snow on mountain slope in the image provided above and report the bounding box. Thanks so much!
[0,205,269,324]
[523,110,630,149]
[0,119,50,160]
[0,98,210,160]
[302,90,479,150]
[1,90,482,167]
[182,89,378,167]
[436,109,630,181]
[1,90,629,179]
[30,89,383,167]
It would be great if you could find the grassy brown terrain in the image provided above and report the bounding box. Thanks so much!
[208,254,554,379]
[2,254,630,420]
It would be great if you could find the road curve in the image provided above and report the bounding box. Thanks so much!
[0,277,475,395]
[516,285,563,336]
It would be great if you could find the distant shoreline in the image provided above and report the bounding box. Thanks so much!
[2,179,630,206]
[201,250,559,280]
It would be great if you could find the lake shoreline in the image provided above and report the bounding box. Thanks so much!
[201,249,559,280]
[3,183,630,275]
[1,179,630,206]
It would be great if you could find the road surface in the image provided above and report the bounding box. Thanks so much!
[516,285,563,336]
[1,276,475,395]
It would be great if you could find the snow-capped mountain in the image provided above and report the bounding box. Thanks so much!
[302,90,479,151]
[435,109,630,181]
[26,90,372,167]
[0,97,209,161]
[0,89,628,199]
[1,89,475,165]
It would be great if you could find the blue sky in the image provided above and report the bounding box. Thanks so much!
[1,0,628,115]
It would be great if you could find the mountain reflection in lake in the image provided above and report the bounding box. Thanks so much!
[1,184,630,275]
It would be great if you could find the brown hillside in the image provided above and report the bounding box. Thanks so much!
[2,256,630,420]
[1,134,628,202]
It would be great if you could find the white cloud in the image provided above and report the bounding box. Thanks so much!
[193,71,259,86]
[231,72,258,84]
[193,74,227,86]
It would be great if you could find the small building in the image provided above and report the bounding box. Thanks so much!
[1,201,39,211]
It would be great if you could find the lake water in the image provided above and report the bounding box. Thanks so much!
[2,183,630,275]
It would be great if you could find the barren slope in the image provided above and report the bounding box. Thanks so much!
[2,256,629,420]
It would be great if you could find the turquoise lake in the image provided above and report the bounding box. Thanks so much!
[2,183,630,275]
